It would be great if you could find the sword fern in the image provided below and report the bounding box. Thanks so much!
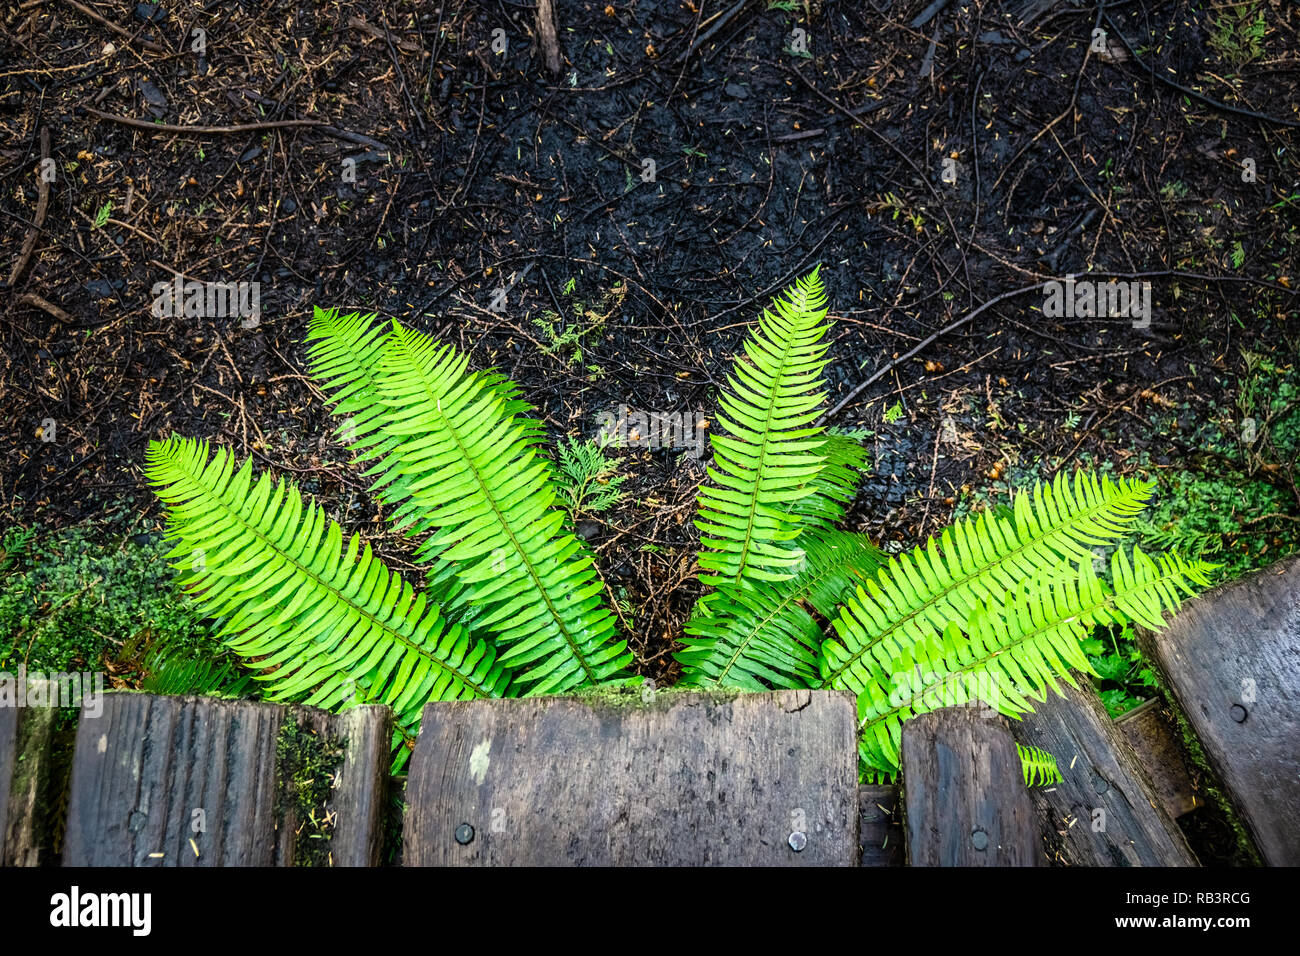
[680,267,1214,785]
[143,266,1213,792]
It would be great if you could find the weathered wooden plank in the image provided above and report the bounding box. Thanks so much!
[1137,555,1300,866]
[1010,682,1197,866]
[901,707,1042,866]
[403,689,860,866]
[1116,698,1199,819]
[1,681,73,866]
[858,784,903,866]
[62,693,390,866]
[294,704,391,867]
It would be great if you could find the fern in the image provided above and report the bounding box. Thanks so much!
[140,639,259,699]
[841,548,1214,778]
[678,529,883,689]
[144,437,515,770]
[695,267,833,591]
[309,316,631,694]
[787,430,871,530]
[140,267,1218,799]
[1017,743,1062,787]
[683,268,1212,788]
[554,436,628,518]
[816,472,1157,699]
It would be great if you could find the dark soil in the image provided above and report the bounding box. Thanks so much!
[3,0,1298,689]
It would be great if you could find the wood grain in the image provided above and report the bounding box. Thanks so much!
[1137,555,1300,865]
[1,681,70,866]
[901,707,1042,866]
[535,0,562,75]
[1010,682,1196,866]
[62,693,389,866]
[403,689,860,866]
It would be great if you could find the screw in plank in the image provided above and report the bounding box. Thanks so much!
[454,823,475,845]
[1230,704,1248,723]
[971,828,989,851]
[788,831,807,852]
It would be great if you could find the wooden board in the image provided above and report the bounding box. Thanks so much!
[62,693,390,867]
[0,703,15,858]
[294,704,392,867]
[1010,682,1197,866]
[1116,698,1198,819]
[859,784,903,866]
[1137,555,1300,866]
[403,689,860,866]
[901,707,1042,866]
[1,680,70,866]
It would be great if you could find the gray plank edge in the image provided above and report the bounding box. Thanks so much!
[63,693,391,866]
[403,689,860,866]
[902,706,1043,866]
[293,704,391,867]
[1,681,69,866]
[1010,681,1196,866]
[1136,554,1300,865]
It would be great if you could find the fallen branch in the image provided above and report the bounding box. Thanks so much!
[535,0,562,75]
[822,282,1044,422]
[676,0,747,64]
[346,15,427,56]
[59,0,166,54]
[16,291,74,323]
[822,269,1299,422]
[1104,13,1300,130]
[82,107,325,135]
[8,126,50,287]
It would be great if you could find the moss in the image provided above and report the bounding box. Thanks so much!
[0,517,242,695]
[7,704,75,865]
[274,717,346,867]
[570,681,745,711]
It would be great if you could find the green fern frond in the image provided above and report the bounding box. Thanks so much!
[305,308,547,504]
[1017,743,1063,787]
[144,436,514,769]
[818,470,1155,693]
[786,430,870,530]
[678,530,884,689]
[339,321,630,694]
[844,546,1213,776]
[139,633,259,699]
[695,268,833,589]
